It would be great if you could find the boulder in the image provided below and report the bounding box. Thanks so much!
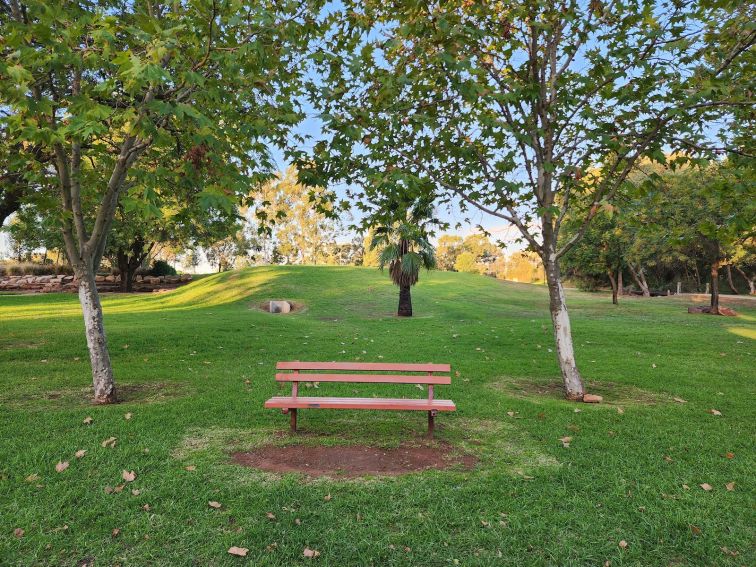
[269,300,291,314]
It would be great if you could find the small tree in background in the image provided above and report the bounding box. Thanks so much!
[369,198,437,317]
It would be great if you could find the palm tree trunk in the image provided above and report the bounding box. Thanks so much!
[398,284,412,317]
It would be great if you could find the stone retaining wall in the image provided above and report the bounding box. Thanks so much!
[0,273,192,293]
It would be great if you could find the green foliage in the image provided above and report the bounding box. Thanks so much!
[148,260,177,277]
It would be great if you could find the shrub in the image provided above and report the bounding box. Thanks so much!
[149,260,177,277]
[0,262,73,277]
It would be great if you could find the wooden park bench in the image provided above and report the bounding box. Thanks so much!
[264,362,456,437]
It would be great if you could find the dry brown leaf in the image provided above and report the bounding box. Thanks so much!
[83,416,93,425]
[75,450,87,459]
[55,461,69,473]
[708,409,722,416]
[111,528,121,538]
[25,474,39,483]
[13,528,24,538]
[673,397,687,404]
[725,482,735,491]
[303,547,321,558]
[228,546,249,557]
[725,452,735,459]
[185,465,196,471]
[700,483,713,491]
[323,493,332,502]
[663,455,673,463]
[682,484,690,490]
[266,542,278,552]
[104,486,114,494]
[101,437,117,448]
[131,489,141,496]
[690,525,701,535]
[113,484,125,493]
[266,512,276,521]
[559,436,572,448]
[721,547,739,557]
[618,540,628,549]
[122,470,136,482]
[124,412,133,420]
[142,504,151,512]
[506,411,515,417]
[616,407,625,415]
[208,501,222,509]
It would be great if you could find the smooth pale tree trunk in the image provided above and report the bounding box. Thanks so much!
[710,260,722,315]
[76,268,117,403]
[628,264,651,297]
[607,269,619,305]
[544,254,584,400]
[725,265,739,294]
[733,265,755,295]
[398,284,412,317]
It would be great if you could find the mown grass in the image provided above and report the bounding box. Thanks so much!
[0,266,753,566]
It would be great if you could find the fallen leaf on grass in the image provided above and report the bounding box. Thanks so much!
[142,504,151,511]
[721,547,739,557]
[303,547,320,558]
[682,484,690,490]
[228,546,248,557]
[295,518,302,526]
[55,461,69,473]
[690,525,702,535]
[185,465,196,471]
[131,489,141,496]
[616,407,625,415]
[13,528,24,538]
[111,528,121,538]
[559,436,572,448]
[673,397,687,404]
[101,437,117,448]
[323,494,332,502]
[25,474,39,482]
[506,411,516,417]
[124,412,132,420]
[75,450,87,459]
[707,409,722,416]
[700,483,713,491]
[122,470,136,482]
[618,540,628,549]
[266,542,278,552]
[83,416,93,425]
[266,512,276,521]
[663,455,673,463]
[208,501,222,509]
[725,452,735,459]
[725,482,735,491]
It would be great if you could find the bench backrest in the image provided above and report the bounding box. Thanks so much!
[276,361,451,385]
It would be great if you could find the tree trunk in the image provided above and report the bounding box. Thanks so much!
[628,264,650,297]
[725,264,738,294]
[617,269,623,297]
[398,283,412,317]
[607,269,618,305]
[76,268,117,404]
[733,265,755,295]
[710,260,721,315]
[545,255,584,400]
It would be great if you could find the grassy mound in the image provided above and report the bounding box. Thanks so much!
[0,266,753,565]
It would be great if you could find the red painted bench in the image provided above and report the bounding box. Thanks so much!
[264,362,456,437]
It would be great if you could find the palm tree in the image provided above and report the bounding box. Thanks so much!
[370,202,436,317]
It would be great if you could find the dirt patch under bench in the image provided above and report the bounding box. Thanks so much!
[231,442,477,478]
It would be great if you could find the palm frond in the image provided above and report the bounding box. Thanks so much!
[378,243,400,270]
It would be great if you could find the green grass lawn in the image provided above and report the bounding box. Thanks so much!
[1,266,753,566]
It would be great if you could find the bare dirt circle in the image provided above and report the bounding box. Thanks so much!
[231,442,477,478]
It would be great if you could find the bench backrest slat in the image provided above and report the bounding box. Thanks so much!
[276,361,450,373]
[275,373,451,385]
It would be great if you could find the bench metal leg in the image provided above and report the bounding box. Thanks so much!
[290,408,297,433]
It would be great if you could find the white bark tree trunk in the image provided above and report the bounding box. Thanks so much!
[77,269,117,403]
[544,254,585,400]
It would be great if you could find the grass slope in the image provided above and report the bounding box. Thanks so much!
[0,266,753,566]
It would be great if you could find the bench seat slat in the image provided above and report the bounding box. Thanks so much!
[276,361,450,373]
[275,373,451,385]
[264,396,456,412]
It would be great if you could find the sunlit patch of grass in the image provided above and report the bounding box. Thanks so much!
[727,326,756,340]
